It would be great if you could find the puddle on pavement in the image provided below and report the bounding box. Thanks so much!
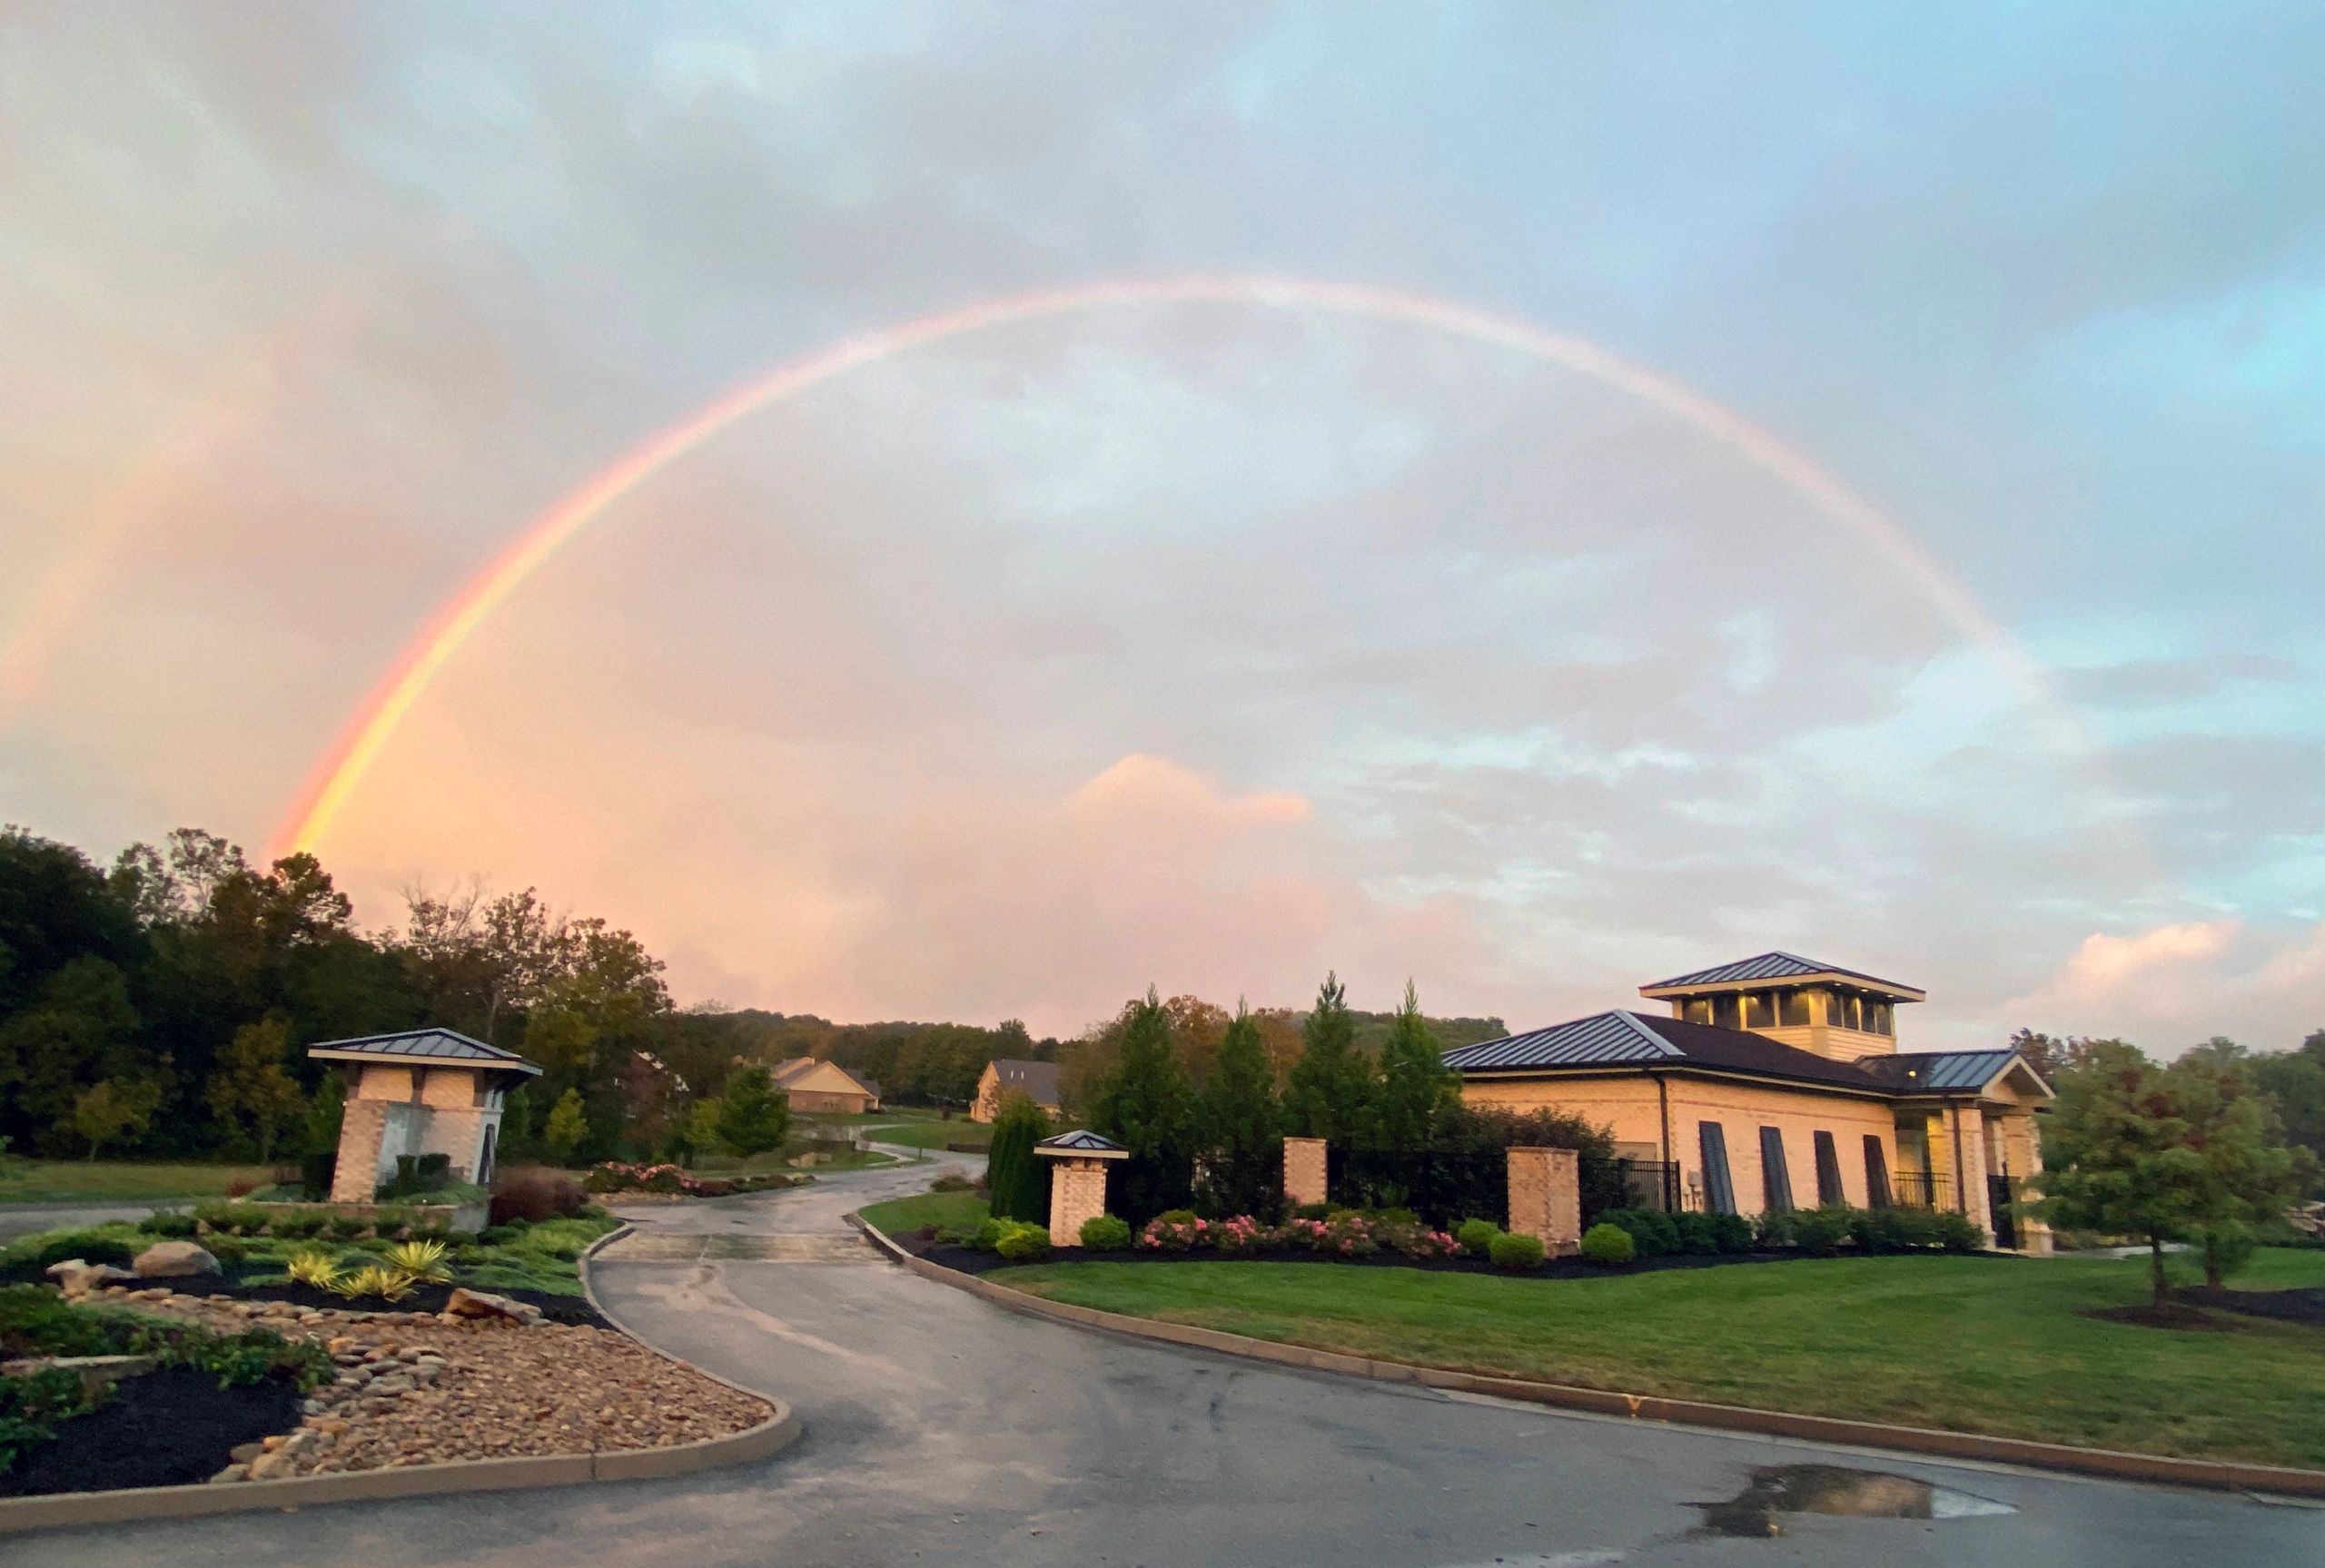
[1697,1464,2015,1538]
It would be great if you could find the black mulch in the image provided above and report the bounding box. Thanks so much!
[2176,1284,2325,1328]
[157,1271,609,1328]
[0,1367,302,1497]
[897,1230,1902,1280]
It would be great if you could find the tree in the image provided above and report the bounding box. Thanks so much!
[542,1087,589,1165]
[716,1066,790,1159]
[1192,1001,1280,1216]
[986,1092,1051,1221]
[1091,988,1194,1219]
[1373,980,1458,1150]
[2171,1040,2310,1286]
[0,955,144,1152]
[204,1017,306,1161]
[1283,971,1375,1144]
[70,1078,161,1159]
[2035,1040,2211,1307]
[2251,1046,2325,1198]
[682,1100,723,1167]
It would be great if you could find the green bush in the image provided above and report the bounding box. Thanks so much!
[1932,1210,1983,1252]
[138,1210,201,1239]
[325,1215,370,1242]
[1598,1208,1679,1257]
[1079,1214,1133,1250]
[5,1228,139,1276]
[1454,1218,1502,1257]
[994,1224,1052,1261]
[1752,1208,1798,1249]
[267,1211,326,1240]
[206,1204,270,1238]
[1707,1212,1754,1253]
[1371,1207,1421,1227]
[202,1234,249,1264]
[0,1364,94,1473]
[1291,1201,1334,1221]
[1579,1223,1637,1267]
[1487,1231,1546,1270]
[1791,1205,1853,1256]
[930,1173,976,1193]
[371,1206,419,1241]
[969,1218,1007,1252]
[1670,1211,1721,1254]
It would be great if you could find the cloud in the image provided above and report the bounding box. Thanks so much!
[1997,920,2325,1054]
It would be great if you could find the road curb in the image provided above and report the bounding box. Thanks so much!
[850,1216,2325,1500]
[0,1224,801,1538]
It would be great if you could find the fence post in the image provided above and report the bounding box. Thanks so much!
[1507,1146,1579,1254]
[1282,1137,1328,1209]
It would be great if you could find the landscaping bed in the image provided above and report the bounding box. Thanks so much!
[1,1366,302,1497]
[2178,1283,2325,1328]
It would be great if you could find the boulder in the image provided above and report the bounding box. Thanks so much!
[133,1240,223,1279]
[443,1287,546,1326]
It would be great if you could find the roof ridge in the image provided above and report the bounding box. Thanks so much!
[1610,1010,1685,1055]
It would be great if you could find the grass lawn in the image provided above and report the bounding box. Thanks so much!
[858,1190,987,1236]
[994,1247,2325,1471]
[862,1119,994,1150]
[0,1160,273,1205]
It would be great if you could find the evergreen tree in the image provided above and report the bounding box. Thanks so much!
[1374,980,1458,1151]
[1283,971,1375,1145]
[715,1065,790,1159]
[985,1091,1051,1221]
[542,1086,589,1165]
[1192,1001,1280,1216]
[1092,987,1193,1220]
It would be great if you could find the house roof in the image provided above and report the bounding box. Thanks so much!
[1637,951,1924,1001]
[306,1028,540,1078]
[771,1057,879,1098]
[1443,1011,2045,1101]
[986,1059,1062,1104]
[1035,1129,1127,1158]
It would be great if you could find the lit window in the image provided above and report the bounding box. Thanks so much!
[1684,998,1714,1024]
[1742,991,1775,1028]
[1778,990,1811,1026]
[1713,993,1741,1029]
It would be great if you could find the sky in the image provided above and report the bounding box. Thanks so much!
[2,3,2320,1052]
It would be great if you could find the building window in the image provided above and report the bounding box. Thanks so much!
[1713,993,1742,1029]
[1742,991,1775,1028]
[1758,1126,1795,1212]
[1832,992,1861,1031]
[1813,1131,1845,1206]
[1863,1135,1893,1208]
[1698,1123,1736,1214]
[1865,1001,1892,1036]
[1778,990,1811,1027]
[1683,998,1714,1024]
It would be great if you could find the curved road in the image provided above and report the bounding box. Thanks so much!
[15,1155,2320,1566]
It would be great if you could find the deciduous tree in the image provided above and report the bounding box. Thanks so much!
[2036,1040,2211,1307]
[204,1017,306,1161]
[71,1078,161,1159]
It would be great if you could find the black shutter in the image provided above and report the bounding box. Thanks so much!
[1863,1135,1892,1208]
[1813,1131,1845,1207]
[1697,1122,1736,1214]
[1758,1126,1794,1213]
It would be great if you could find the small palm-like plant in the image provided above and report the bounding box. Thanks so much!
[286,1249,343,1288]
[341,1264,416,1302]
[382,1239,451,1284]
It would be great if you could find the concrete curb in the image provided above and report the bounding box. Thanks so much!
[850,1216,2325,1500]
[0,1223,801,1538]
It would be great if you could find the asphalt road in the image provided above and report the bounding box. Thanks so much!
[12,1153,2321,1567]
[0,1201,164,1241]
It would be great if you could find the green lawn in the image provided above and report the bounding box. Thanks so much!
[858,1190,987,1236]
[994,1248,2325,1470]
[0,1160,273,1205]
[861,1118,994,1150]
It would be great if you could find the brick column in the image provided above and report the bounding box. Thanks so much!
[1282,1137,1328,1209]
[1953,1106,1994,1245]
[1507,1146,1579,1254]
[1043,1155,1113,1246]
[331,1100,388,1203]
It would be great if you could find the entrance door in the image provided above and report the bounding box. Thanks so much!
[1987,1175,2016,1249]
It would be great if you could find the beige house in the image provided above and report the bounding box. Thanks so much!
[971,1059,1063,1122]
[771,1056,882,1114]
[1446,953,2054,1251]
[310,1029,541,1203]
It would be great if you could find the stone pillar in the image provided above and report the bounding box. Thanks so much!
[331,1099,388,1203]
[1282,1137,1328,1209]
[1953,1106,1994,1245]
[2014,1112,2053,1256]
[1507,1146,1579,1254]
[1043,1155,1113,1246]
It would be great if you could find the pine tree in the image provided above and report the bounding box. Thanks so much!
[542,1087,589,1165]
[1374,981,1458,1151]
[715,1066,790,1159]
[1283,971,1375,1145]
[1093,987,1194,1219]
[985,1092,1051,1221]
[1193,1001,1280,1215]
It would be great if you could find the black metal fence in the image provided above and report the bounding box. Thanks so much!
[1608,1158,1681,1215]
[1892,1171,1954,1209]
[1111,1152,1195,1228]
[1326,1144,1508,1231]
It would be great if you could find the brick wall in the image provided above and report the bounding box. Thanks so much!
[1506,1147,1578,1252]
[1046,1158,1112,1246]
[1282,1137,1328,1208]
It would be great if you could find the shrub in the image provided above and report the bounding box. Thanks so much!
[491,1168,587,1226]
[1670,1211,1720,1255]
[1708,1213,1755,1253]
[138,1210,200,1238]
[1579,1223,1637,1267]
[1140,1213,1209,1251]
[208,1204,270,1238]
[1370,1207,1421,1227]
[1291,1201,1334,1221]
[300,1149,337,1199]
[1599,1208,1680,1257]
[1487,1231,1546,1270]
[1932,1210,1983,1253]
[930,1173,975,1193]
[1210,1215,1273,1254]
[286,1250,341,1287]
[223,1177,262,1198]
[202,1235,248,1264]
[383,1239,453,1284]
[1079,1214,1133,1250]
[1752,1209,1798,1249]
[994,1224,1051,1262]
[1791,1205,1854,1257]
[268,1211,326,1240]
[0,1364,93,1474]
[325,1216,370,1242]
[1455,1218,1503,1257]
[5,1228,139,1276]
[969,1218,1007,1252]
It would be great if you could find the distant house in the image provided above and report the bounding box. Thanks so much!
[971,1059,1062,1123]
[770,1057,882,1114]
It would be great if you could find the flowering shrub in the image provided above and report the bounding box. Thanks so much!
[1210,1215,1271,1254]
[584,1162,803,1198]
[1377,1221,1460,1260]
[1139,1211,1210,1251]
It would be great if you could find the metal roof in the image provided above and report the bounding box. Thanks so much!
[305,1028,539,1075]
[1640,951,1921,997]
[1440,1011,1682,1072]
[1855,1049,2023,1095]
[1035,1129,1127,1155]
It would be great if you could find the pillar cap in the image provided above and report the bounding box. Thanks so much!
[1034,1129,1129,1159]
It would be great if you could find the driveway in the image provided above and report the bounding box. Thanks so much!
[12,1157,2320,1567]
[0,1201,164,1242]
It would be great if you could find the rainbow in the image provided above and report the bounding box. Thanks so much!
[270,274,2073,858]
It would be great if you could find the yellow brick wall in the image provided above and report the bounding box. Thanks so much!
[1046,1158,1111,1245]
[1282,1137,1328,1208]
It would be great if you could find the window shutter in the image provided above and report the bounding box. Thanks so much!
[1758,1126,1794,1213]
[1697,1122,1736,1215]
[1863,1135,1892,1208]
[1813,1130,1845,1206]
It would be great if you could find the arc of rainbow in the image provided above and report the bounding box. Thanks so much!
[270,274,2074,859]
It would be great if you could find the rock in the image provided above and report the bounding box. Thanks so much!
[0,1354,156,1396]
[444,1288,545,1326]
[44,1260,139,1296]
[209,1464,250,1484]
[230,1441,266,1464]
[247,1450,296,1480]
[132,1240,223,1279]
